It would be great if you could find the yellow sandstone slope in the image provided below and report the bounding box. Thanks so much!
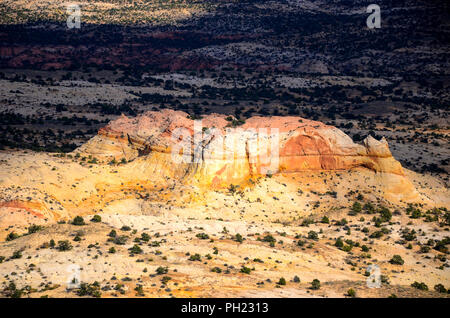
[0,110,447,238]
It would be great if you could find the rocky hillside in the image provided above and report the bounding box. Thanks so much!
[0,111,446,234]
[0,0,449,299]
[77,109,411,191]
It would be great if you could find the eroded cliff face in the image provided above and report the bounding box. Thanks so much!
[76,109,405,188]
[2,110,448,239]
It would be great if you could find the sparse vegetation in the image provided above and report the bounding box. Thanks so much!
[240,266,252,274]
[389,255,404,265]
[277,277,286,285]
[57,240,73,251]
[411,281,428,291]
[91,215,102,223]
[129,244,143,254]
[72,216,85,226]
[76,282,101,298]
[310,279,321,290]
[346,288,356,298]
[156,266,168,275]
[0,0,448,300]
[196,233,209,240]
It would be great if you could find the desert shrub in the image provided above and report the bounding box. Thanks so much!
[321,216,330,224]
[373,217,383,227]
[308,231,319,240]
[108,247,116,254]
[277,277,286,285]
[406,205,422,219]
[2,282,23,298]
[434,237,449,254]
[444,210,450,226]
[327,191,338,198]
[411,281,428,291]
[234,233,244,243]
[121,225,131,231]
[161,276,171,285]
[108,230,117,238]
[129,244,143,254]
[311,279,321,290]
[347,288,356,297]
[188,253,201,261]
[363,202,375,214]
[28,224,43,234]
[380,227,390,234]
[293,276,300,283]
[389,255,404,265]
[6,232,19,241]
[140,233,151,242]
[91,215,101,222]
[196,233,209,240]
[150,241,161,247]
[300,218,314,227]
[410,209,421,219]
[156,266,168,275]
[113,236,128,245]
[434,284,447,293]
[349,202,362,215]
[114,283,125,294]
[369,231,384,239]
[134,284,145,296]
[87,157,98,164]
[379,207,392,222]
[342,244,352,252]
[228,184,238,194]
[11,250,22,259]
[401,228,417,241]
[57,240,73,251]
[262,234,276,243]
[72,216,85,226]
[335,237,344,248]
[77,282,101,298]
[240,266,252,274]
[211,267,222,273]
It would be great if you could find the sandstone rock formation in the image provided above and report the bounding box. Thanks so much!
[76,109,406,188]
[2,110,448,240]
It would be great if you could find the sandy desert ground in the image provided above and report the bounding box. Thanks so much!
[0,147,448,298]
